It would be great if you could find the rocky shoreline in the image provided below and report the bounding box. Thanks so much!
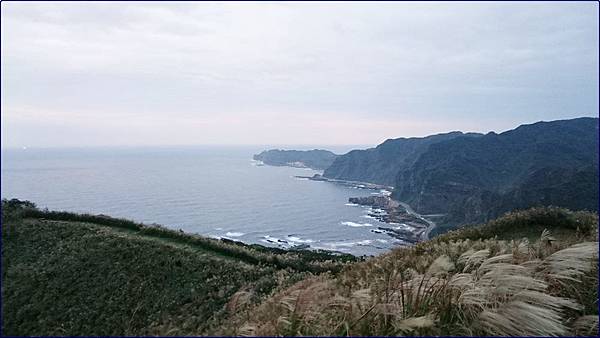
[296,174,435,243]
[348,196,431,243]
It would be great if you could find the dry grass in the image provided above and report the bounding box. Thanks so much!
[218,208,598,336]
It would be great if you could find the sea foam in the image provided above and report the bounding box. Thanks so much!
[326,239,374,248]
[286,236,315,243]
[341,221,373,227]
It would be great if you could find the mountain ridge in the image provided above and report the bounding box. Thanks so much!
[393,117,598,227]
[323,131,482,185]
[320,117,598,230]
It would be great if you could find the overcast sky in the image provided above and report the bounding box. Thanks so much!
[1,1,598,148]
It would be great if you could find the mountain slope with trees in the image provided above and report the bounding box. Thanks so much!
[393,117,599,226]
[318,117,598,229]
[323,132,481,186]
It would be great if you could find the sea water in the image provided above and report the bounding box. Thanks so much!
[1,146,408,255]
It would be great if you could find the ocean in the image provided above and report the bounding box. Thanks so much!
[1,146,408,256]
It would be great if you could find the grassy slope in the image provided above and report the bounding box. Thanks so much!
[223,207,599,336]
[1,208,354,336]
[2,204,598,336]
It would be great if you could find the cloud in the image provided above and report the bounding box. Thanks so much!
[1,1,598,147]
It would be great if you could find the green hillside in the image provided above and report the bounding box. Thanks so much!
[1,200,355,336]
[2,200,597,336]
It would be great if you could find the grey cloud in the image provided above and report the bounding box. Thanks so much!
[1,1,598,147]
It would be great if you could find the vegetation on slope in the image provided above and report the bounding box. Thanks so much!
[1,199,355,336]
[430,205,598,239]
[393,117,599,226]
[319,117,598,230]
[222,207,599,336]
[2,200,597,336]
[253,149,338,170]
[323,131,478,186]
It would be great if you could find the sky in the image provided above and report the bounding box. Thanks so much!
[1,1,598,148]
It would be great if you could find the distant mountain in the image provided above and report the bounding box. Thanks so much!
[323,132,482,185]
[253,149,338,170]
[393,117,599,226]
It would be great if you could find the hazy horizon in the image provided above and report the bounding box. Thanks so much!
[2,1,598,148]
[1,115,597,152]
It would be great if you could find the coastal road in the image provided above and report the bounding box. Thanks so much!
[397,201,437,240]
[308,175,437,241]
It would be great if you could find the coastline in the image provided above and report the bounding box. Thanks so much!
[297,173,437,242]
[295,174,394,190]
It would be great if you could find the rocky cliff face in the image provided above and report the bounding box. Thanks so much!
[253,149,338,170]
[323,132,481,185]
[393,117,599,226]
